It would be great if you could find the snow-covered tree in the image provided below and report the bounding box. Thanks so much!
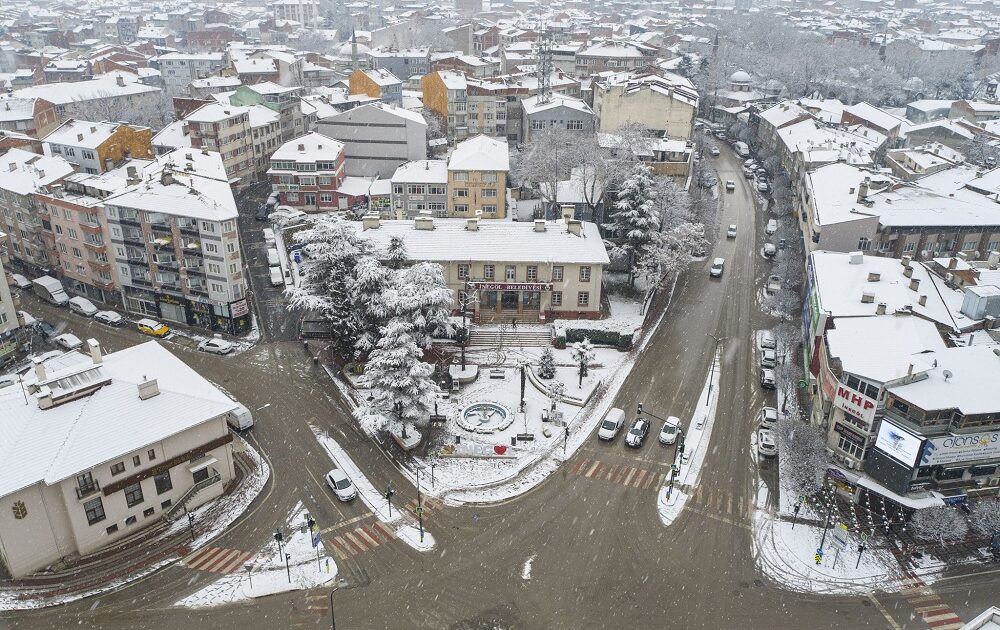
[537,346,556,379]
[70,90,175,132]
[649,175,693,232]
[512,126,585,215]
[352,257,393,358]
[961,134,1000,167]
[359,318,439,435]
[910,506,969,546]
[547,379,566,411]
[386,235,408,270]
[775,418,827,496]
[389,262,454,349]
[570,338,595,386]
[605,163,659,286]
[420,108,445,142]
[969,501,1000,538]
[640,222,707,288]
[676,54,695,78]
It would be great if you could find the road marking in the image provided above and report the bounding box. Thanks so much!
[329,539,349,560]
[89,599,100,611]
[585,461,601,477]
[632,469,647,487]
[910,595,941,605]
[342,531,365,552]
[569,458,588,476]
[868,594,903,630]
[623,468,637,486]
[320,512,371,534]
[738,495,744,515]
[605,464,619,480]
[355,527,379,548]
[727,495,733,514]
[373,521,396,539]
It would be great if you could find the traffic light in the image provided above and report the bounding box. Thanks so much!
[273,528,283,544]
[637,403,643,416]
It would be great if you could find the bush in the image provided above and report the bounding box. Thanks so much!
[563,327,634,350]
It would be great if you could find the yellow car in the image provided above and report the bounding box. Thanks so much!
[136,318,170,337]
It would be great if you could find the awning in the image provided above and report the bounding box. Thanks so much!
[188,457,218,474]
[853,473,944,509]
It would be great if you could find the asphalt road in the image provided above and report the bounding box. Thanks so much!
[5,148,999,629]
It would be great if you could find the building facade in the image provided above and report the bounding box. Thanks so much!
[43,119,153,175]
[315,103,427,178]
[267,132,346,212]
[446,135,509,219]
[390,160,448,219]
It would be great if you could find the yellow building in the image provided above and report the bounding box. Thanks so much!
[421,70,468,140]
[348,68,402,106]
[42,119,152,174]
[446,135,509,219]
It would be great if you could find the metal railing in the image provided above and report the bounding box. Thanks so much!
[163,470,221,522]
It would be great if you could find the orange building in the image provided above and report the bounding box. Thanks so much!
[42,119,153,174]
[348,68,402,105]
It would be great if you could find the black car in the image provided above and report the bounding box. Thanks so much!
[255,204,270,221]
[624,419,650,448]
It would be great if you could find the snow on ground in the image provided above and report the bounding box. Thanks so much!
[311,425,436,552]
[553,293,645,336]
[657,347,721,528]
[0,436,270,611]
[175,501,337,608]
[521,554,536,580]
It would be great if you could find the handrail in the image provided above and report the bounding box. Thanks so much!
[162,471,221,521]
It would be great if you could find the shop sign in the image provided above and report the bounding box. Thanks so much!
[921,430,1000,466]
[833,384,877,424]
[468,282,553,291]
[230,299,249,318]
[874,419,924,467]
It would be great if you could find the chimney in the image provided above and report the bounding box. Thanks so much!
[909,278,920,291]
[904,266,914,278]
[466,217,479,231]
[867,272,880,282]
[906,363,914,379]
[861,291,875,304]
[534,219,546,232]
[90,126,96,133]
[876,302,887,315]
[414,215,434,230]
[948,257,957,269]
[116,75,125,87]
[126,165,138,183]
[33,357,46,382]
[918,294,927,306]
[160,169,174,185]
[137,376,160,400]
[87,338,102,365]
[297,143,305,151]
[560,204,574,221]
[849,251,864,265]
[566,219,582,236]
[957,251,969,261]
[77,133,84,141]
[901,255,912,268]
[857,177,870,202]
[361,214,380,230]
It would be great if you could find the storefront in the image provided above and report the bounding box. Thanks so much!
[122,286,251,334]
[471,281,551,320]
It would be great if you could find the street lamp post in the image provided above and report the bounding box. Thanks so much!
[284,553,291,584]
[329,584,339,630]
[186,509,195,542]
[395,400,407,440]
[461,278,472,370]
[416,470,424,543]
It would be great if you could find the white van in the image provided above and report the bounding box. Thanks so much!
[597,407,626,441]
[266,247,280,267]
[68,296,98,317]
[262,228,275,246]
[226,403,254,430]
[734,141,751,158]
[269,266,283,286]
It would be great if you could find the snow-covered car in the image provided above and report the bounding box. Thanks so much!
[137,318,170,337]
[727,224,738,239]
[743,158,756,167]
[269,266,283,286]
[760,368,776,390]
[710,258,725,278]
[761,348,777,368]
[759,406,778,430]
[10,273,31,289]
[255,204,270,221]
[766,275,782,294]
[714,131,728,141]
[94,310,124,326]
[54,333,82,350]
[198,336,235,355]
[659,417,680,445]
[743,167,754,179]
[763,243,777,258]
[765,219,777,235]
[725,180,735,192]
[325,468,357,502]
[709,146,721,156]
[597,408,625,441]
[757,181,771,193]
[68,296,98,317]
[760,331,777,350]
[757,428,777,458]
[624,418,650,448]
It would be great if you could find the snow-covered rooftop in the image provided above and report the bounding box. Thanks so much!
[825,316,945,384]
[448,135,509,172]
[886,345,1000,414]
[391,160,447,184]
[271,131,345,163]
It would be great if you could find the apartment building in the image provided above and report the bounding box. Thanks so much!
[229,82,307,142]
[367,47,430,81]
[421,70,468,141]
[0,341,238,578]
[246,106,282,178]
[447,135,509,219]
[43,119,153,175]
[273,0,318,25]
[390,160,448,219]
[0,96,60,138]
[575,40,657,78]
[315,102,427,178]
[348,68,403,107]
[184,104,253,186]
[591,72,699,140]
[0,245,20,362]
[152,52,227,95]
[521,94,595,143]
[14,72,163,120]
[267,132,346,212]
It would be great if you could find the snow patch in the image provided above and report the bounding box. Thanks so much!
[521,554,536,580]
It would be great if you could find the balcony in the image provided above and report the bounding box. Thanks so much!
[122,234,145,247]
[150,223,173,236]
[75,480,100,500]
[132,276,152,287]
[179,224,199,237]
[154,258,179,270]
[88,258,112,273]
[81,222,103,235]
[84,239,105,251]
[118,217,140,228]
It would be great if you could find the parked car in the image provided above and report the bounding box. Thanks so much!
[757,181,771,193]
[743,167,754,179]
[764,243,777,258]
[624,418,650,448]
[10,273,31,289]
[766,219,777,235]
[743,158,756,168]
[325,468,358,502]
[255,204,270,221]
[710,258,725,278]
[714,131,728,141]
[727,224,738,239]
[94,310,125,327]
[709,146,721,156]
[760,331,776,350]
[68,296,98,317]
[761,348,777,368]
[757,428,777,457]
[269,266,283,287]
[659,417,680,445]
[766,275,782,294]
[198,335,235,355]
[759,407,778,430]
[725,180,735,192]
[136,318,170,337]
[54,333,82,350]
[760,368,776,390]
[597,407,625,441]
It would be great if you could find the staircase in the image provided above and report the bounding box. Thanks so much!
[163,468,221,522]
[467,324,553,348]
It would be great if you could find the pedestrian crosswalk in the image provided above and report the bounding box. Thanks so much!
[327,521,397,560]
[899,574,964,630]
[689,485,749,518]
[402,496,444,520]
[569,458,666,490]
[289,592,330,628]
[182,546,255,574]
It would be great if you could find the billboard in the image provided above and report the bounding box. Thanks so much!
[921,431,1000,466]
[874,420,924,467]
[833,384,877,424]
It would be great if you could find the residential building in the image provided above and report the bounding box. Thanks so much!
[184,104,253,187]
[348,68,403,107]
[886,144,964,181]
[842,102,908,143]
[447,135,509,219]
[592,72,698,140]
[267,132,346,212]
[273,0,318,25]
[390,160,448,219]
[0,244,20,362]
[0,96,60,138]
[432,54,502,79]
[229,82,307,142]
[315,102,427,178]
[356,216,609,322]
[13,72,163,121]
[367,47,430,81]
[752,101,813,156]
[950,100,1000,123]
[421,70,468,141]
[152,53,227,95]
[520,94,594,143]
[0,341,239,578]
[575,40,657,77]
[43,120,153,175]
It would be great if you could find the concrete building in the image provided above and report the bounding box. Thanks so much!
[390,160,448,219]
[229,82,307,143]
[267,132,346,212]
[520,94,595,143]
[0,96,60,138]
[575,41,657,78]
[367,47,430,81]
[14,72,163,121]
[0,242,20,362]
[421,70,468,141]
[273,0,318,25]
[184,104,253,186]
[0,341,239,578]
[152,53,227,95]
[43,120,153,175]
[348,68,403,107]
[447,135,509,219]
[315,102,427,178]
[592,72,699,140]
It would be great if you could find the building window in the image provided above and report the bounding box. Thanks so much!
[837,433,864,458]
[454,189,468,198]
[125,515,137,526]
[110,461,125,476]
[577,292,590,307]
[484,264,495,279]
[552,266,564,282]
[147,449,156,460]
[482,205,496,214]
[453,172,468,181]
[987,240,999,252]
[857,237,871,251]
[154,471,173,495]
[482,173,497,183]
[552,291,562,306]
[458,263,470,279]
[506,265,516,281]
[481,188,497,198]
[454,204,468,213]
[579,266,591,282]
[527,266,538,281]
[143,507,155,518]
[962,240,977,251]
[903,241,916,253]
[106,524,118,535]
[133,455,141,467]
[84,497,106,525]
[161,499,172,510]
[124,482,144,508]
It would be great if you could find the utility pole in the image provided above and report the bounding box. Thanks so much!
[330,584,339,630]
[416,470,424,543]
[386,483,394,518]
[285,553,291,583]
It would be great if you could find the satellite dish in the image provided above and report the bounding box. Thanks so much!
[942,369,953,381]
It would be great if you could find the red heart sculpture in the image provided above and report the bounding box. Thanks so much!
[494,445,507,455]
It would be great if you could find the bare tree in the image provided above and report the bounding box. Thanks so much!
[910,506,969,546]
[69,90,174,131]
[511,126,586,216]
[775,417,827,496]
[969,501,1000,539]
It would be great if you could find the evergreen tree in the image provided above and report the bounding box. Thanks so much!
[390,262,455,349]
[352,257,392,358]
[386,235,408,270]
[605,163,659,286]
[538,346,556,379]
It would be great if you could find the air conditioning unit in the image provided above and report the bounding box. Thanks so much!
[844,460,855,470]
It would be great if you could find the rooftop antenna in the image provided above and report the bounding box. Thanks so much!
[536,21,552,104]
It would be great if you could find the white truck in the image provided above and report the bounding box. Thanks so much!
[32,276,69,306]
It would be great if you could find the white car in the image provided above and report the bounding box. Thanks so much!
[94,310,125,326]
[725,180,735,192]
[659,417,680,445]
[710,258,725,278]
[759,407,778,430]
[325,468,357,502]
[198,335,235,355]
[761,348,776,368]
[760,331,777,350]
[727,224,738,239]
[597,408,625,441]
[624,418,650,448]
[54,333,83,350]
[709,146,720,156]
[760,368,776,390]
[758,428,777,457]
[10,273,31,289]
[766,219,777,235]
[757,181,771,193]
[766,275,782,294]
[763,243,777,258]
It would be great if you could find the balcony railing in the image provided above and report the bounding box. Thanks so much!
[75,480,100,500]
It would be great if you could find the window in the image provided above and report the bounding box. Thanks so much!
[125,515,137,526]
[577,292,590,307]
[429,185,446,195]
[84,497,106,525]
[506,265,516,281]
[133,455,141,467]
[527,265,538,281]
[837,434,864,458]
[962,240,977,251]
[407,184,426,195]
[161,499,172,509]
[551,291,562,306]
[147,449,156,460]
[143,507,155,518]
[987,240,999,252]
[454,204,468,214]
[484,264,495,279]
[579,266,591,282]
[68,228,78,240]
[124,482,144,508]
[531,119,544,130]
[320,193,333,203]
[903,241,916,253]
[453,172,468,181]
[393,184,404,195]
[567,120,584,130]
[482,205,496,214]
[481,188,497,198]
[106,524,118,535]
[857,237,871,251]
[454,189,468,198]
[458,263,470,279]
[110,461,125,476]
[552,266,564,282]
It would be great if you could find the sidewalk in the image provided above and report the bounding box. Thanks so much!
[0,439,270,611]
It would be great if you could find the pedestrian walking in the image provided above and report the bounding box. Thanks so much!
[511,319,517,330]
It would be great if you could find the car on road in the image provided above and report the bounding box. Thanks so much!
[710,257,725,277]
[766,219,777,235]
[759,406,778,430]
[94,310,124,327]
[727,224,738,238]
[54,333,83,350]
[597,407,625,441]
[198,335,235,355]
[269,266,283,286]
[624,418,650,448]
[763,243,777,258]
[725,180,735,192]
[10,273,31,289]
[760,368,776,390]
[709,146,720,156]
[325,468,358,502]
[659,417,680,445]
[714,131,728,141]
[255,204,270,221]
[136,318,170,337]
[760,330,776,350]
[743,158,756,168]
[68,296,98,317]
[757,428,777,458]
[757,181,771,194]
[761,348,776,368]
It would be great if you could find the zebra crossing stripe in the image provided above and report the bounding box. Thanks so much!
[570,459,588,476]
[586,461,601,477]
[329,538,349,560]
[605,464,619,480]
[342,532,366,553]
[631,469,647,488]
[373,521,396,539]
[355,527,379,548]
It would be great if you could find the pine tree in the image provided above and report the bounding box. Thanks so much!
[390,262,455,349]
[538,346,556,379]
[352,257,392,358]
[386,235,408,270]
[605,163,659,286]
